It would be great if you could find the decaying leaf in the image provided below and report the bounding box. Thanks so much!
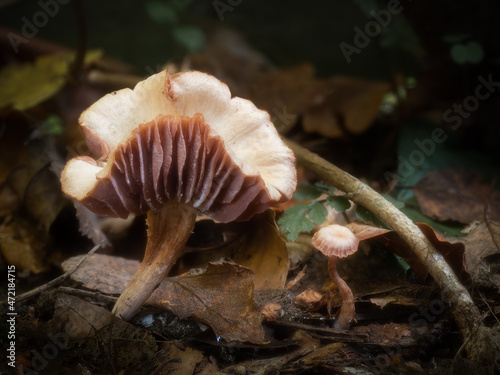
[232,210,289,290]
[0,50,102,111]
[0,136,66,271]
[52,293,158,371]
[149,261,267,344]
[180,210,289,290]
[347,222,391,241]
[23,164,65,233]
[302,77,390,137]
[0,215,47,273]
[413,169,500,224]
[220,331,319,375]
[52,293,124,339]
[462,221,500,289]
[155,342,204,375]
[186,27,389,138]
[61,253,140,295]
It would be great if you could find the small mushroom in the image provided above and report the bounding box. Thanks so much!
[61,70,297,321]
[311,224,359,329]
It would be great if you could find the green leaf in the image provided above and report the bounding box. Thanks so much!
[313,181,336,195]
[38,115,64,136]
[381,194,405,209]
[293,184,323,201]
[278,203,315,242]
[146,1,178,24]
[355,205,390,229]
[172,25,206,53]
[450,42,484,65]
[325,196,351,212]
[308,202,328,225]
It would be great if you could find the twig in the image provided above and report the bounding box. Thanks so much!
[57,286,117,304]
[0,242,103,305]
[283,139,482,341]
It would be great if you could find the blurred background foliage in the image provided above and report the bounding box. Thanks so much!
[1,0,500,248]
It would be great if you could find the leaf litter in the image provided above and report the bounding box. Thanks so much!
[2,23,500,375]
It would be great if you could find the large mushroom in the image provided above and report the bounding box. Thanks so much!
[61,70,297,321]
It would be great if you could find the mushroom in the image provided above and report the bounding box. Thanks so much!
[311,224,359,329]
[61,70,297,321]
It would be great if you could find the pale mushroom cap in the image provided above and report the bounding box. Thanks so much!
[312,225,359,258]
[61,70,297,222]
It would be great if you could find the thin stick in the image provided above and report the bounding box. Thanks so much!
[284,138,482,338]
[1,242,103,305]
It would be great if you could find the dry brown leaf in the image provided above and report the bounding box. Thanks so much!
[346,222,391,241]
[413,169,500,224]
[61,253,140,295]
[0,215,47,273]
[463,221,500,288]
[232,211,289,290]
[221,330,319,375]
[23,164,65,233]
[303,77,390,137]
[53,293,125,339]
[155,342,204,375]
[52,293,158,370]
[179,210,289,290]
[148,261,266,344]
[187,28,388,138]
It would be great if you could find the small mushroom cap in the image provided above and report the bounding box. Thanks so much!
[61,71,297,223]
[312,225,359,258]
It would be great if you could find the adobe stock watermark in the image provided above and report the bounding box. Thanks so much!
[384,74,500,185]
[370,291,450,373]
[212,0,243,21]
[7,0,70,54]
[270,106,296,132]
[17,331,70,374]
[339,0,411,64]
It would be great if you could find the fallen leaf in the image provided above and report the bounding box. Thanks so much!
[295,342,343,367]
[53,293,123,339]
[462,221,500,288]
[413,169,500,224]
[0,50,102,111]
[187,28,388,137]
[23,164,65,233]
[232,211,289,290]
[179,210,289,290]
[149,261,266,344]
[53,294,158,371]
[221,331,319,375]
[155,342,204,375]
[346,222,391,241]
[0,214,47,273]
[61,253,140,295]
[303,77,390,137]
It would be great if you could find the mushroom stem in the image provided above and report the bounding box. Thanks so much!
[112,200,197,321]
[328,257,355,330]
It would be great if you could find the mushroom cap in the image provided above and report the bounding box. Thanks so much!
[312,225,359,258]
[61,71,297,223]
